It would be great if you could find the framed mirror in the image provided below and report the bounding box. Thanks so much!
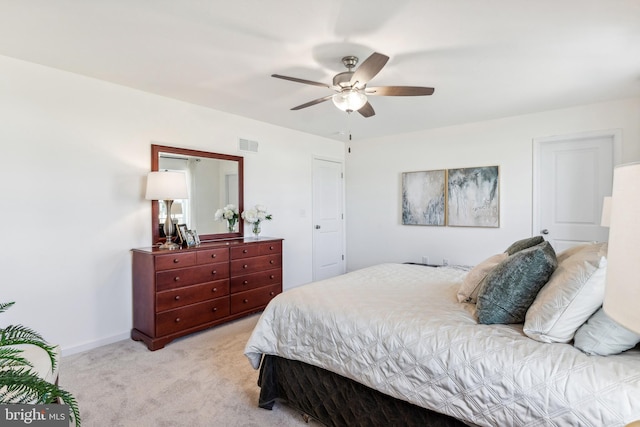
[151,144,244,245]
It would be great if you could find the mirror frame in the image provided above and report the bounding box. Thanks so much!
[151,144,244,245]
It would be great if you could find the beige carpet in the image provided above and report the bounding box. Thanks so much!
[60,314,320,427]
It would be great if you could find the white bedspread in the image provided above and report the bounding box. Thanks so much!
[244,263,640,426]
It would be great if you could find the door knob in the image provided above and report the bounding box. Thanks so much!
[315,225,321,229]
[541,229,549,235]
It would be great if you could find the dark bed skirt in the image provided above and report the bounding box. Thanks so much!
[258,355,469,427]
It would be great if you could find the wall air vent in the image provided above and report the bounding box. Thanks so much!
[239,138,259,152]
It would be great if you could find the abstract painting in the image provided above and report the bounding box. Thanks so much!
[447,166,499,227]
[402,170,446,226]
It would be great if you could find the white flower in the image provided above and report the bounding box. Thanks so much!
[215,204,239,221]
[241,204,273,224]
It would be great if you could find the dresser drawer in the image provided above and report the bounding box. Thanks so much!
[230,269,282,293]
[156,280,230,312]
[259,241,282,255]
[230,254,281,276]
[196,248,229,264]
[230,283,281,314]
[155,252,197,271]
[156,298,230,336]
[230,244,261,259]
[156,263,230,291]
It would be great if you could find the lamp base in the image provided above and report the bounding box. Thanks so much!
[159,240,181,250]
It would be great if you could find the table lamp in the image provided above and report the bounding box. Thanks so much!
[603,162,640,334]
[146,171,188,250]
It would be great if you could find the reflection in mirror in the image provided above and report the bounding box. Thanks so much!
[151,145,243,245]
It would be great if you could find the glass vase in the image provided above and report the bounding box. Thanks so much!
[252,222,261,239]
[227,219,237,233]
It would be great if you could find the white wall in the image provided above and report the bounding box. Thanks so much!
[0,55,344,354]
[345,97,640,271]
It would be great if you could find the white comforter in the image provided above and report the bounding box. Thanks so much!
[244,263,640,426]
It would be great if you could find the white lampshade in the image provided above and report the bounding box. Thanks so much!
[600,196,612,227]
[332,89,367,112]
[145,171,188,200]
[603,162,640,333]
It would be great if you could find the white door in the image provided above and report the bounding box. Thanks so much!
[312,158,345,281]
[533,130,620,253]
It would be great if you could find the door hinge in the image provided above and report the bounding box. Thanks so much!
[341,213,344,219]
[342,255,344,260]
[341,172,344,179]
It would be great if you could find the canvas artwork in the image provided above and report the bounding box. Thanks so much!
[447,166,499,227]
[402,170,446,226]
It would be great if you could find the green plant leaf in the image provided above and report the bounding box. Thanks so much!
[0,369,81,425]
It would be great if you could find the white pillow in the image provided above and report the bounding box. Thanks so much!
[523,242,607,343]
[556,243,590,264]
[574,307,640,356]
[457,253,507,303]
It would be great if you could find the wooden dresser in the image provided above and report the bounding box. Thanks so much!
[131,237,283,350]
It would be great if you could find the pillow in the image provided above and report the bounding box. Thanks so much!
[504,235,544,256]
[574,307,640,356]
[555,243,590,265]
[523,242,607,343]
[477,241,557,325]
[457,253,508,303]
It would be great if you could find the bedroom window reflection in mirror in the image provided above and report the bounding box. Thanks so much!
[151,144,244,245]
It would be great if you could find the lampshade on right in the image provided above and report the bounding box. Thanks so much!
[603,162,640,334]
[600,196,612,227]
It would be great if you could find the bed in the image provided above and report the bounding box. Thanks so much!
[244,241,640,426]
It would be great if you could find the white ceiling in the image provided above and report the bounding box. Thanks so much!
[1,0,639,141]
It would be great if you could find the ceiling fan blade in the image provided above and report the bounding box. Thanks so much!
[366,86,435,96]
[358,102,375,118]
[350,52,389,86]
[272,74,331,89]
[291,95,333,110]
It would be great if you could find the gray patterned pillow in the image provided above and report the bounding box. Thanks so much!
[504,235,544,255]
[477,241,557,324]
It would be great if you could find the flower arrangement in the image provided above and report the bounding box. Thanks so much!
[214,204,240,232]
[241,204,273,237]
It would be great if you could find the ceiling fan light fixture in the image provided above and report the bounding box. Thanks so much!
[332,89,367,113]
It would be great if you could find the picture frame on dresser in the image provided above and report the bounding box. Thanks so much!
[191,230,201,246]
[176,224,189,245]
[184,230,197,247]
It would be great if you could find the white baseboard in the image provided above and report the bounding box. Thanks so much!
[61,332,131,357]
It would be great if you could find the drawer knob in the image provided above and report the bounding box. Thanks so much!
[269,260,274,264]
[243,280,249,285]
[211,270,217,275]
[211,253,217,258]
[243,249,248,253]
[174,276,180,282]
[174,295,181,301]
[212,307,218,312]
[269,246,274,250]
[243,264,248,269]
[175,317,181,323]
[173,259,180,264]
[243,298,248,303]
[212,287,218,293]
[270,275,275,279]
[270,291,275,296]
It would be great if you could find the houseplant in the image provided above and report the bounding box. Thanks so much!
[0,302,81,426]
[241,205,273,238]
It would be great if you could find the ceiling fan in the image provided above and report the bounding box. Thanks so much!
[272,52,434,118]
